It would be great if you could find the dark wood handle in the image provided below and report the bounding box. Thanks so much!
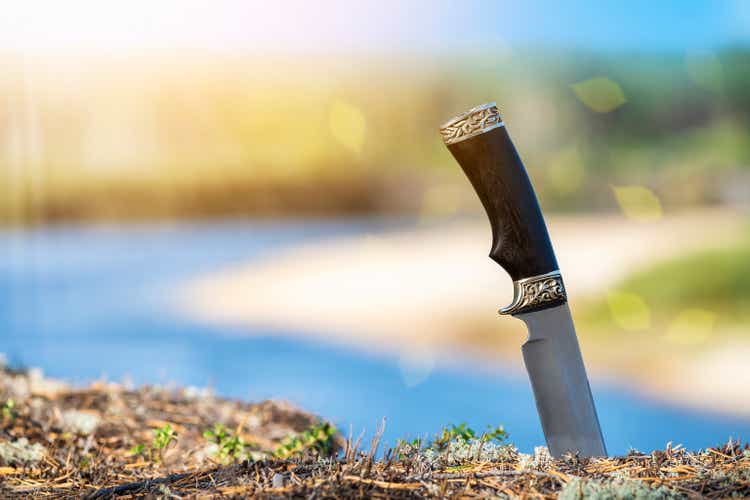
[441,104,558,281]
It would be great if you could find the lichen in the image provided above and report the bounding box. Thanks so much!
[62,410,100,435]
[423,438,516,465]
[0,438,47,466]
[559,478,682,500]
[518,446,553,471]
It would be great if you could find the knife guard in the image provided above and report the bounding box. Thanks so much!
[440,102,566,314]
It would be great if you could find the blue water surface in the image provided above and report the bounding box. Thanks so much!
[1,219,748,454]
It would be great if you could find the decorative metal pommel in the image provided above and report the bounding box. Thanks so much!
[439,102,504,145]
[500,271,567,315]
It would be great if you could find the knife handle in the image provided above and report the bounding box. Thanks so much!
[440,102,565,314]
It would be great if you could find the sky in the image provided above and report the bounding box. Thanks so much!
[1,0,749,55]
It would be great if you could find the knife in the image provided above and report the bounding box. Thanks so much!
[439,102,606,457]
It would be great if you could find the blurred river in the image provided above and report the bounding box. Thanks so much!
[1,220,748,454]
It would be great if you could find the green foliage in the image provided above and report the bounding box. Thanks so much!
[152,424,177,454]
[2,399,15,420]
[392,424,513,464]
[430,424,507,452]
[396,437,422,448]
[433,423,475,451]
[130,424,178,463]
[129,444,146,457]
[274,422,337,459]
[623,243,750,317]
[203,424,250,463]
[481,425,508,444]
[582,237,750,331]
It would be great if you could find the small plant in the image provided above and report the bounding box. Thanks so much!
[395,437,425,460]
[2,399,15,420]
[129,444,146,457]
[274,422,337,459]
[130,424,178,463]
[396,437,422,449]
[203,424,249,463]
[481,425,507,444]
[152,424,177,461]
[429,423,507,451]
[433,423,476,451]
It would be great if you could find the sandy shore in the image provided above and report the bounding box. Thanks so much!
[179,210,750,417]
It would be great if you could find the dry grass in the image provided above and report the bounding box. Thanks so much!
[1,366,749,498]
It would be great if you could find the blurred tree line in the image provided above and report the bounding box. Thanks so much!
[0,49,748,224]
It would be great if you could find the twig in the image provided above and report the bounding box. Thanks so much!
[83,471,192,499]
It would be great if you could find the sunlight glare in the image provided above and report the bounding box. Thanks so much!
[570,77,627,113]
[607,291,651,331]
[611,185,663,222]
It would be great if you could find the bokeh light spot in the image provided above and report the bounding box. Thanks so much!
[666,308,717,345]
[329,100,366,153]
[570,77,627,113]
[611,185,663,222]
[607,291,651,331]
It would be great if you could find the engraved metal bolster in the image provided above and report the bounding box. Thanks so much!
[439,102,505,145]
[500,271,567,315]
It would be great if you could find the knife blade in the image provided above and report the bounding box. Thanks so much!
[517,303,606,456]
[439,102,606,457]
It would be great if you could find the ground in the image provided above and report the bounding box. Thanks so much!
[1,367,749,498]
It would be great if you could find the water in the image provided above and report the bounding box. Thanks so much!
[1,219,748,454]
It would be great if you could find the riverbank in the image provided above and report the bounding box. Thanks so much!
[181,209,750,417]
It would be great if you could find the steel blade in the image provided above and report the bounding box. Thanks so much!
[516,303,606,457]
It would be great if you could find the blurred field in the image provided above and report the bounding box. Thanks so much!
[573,233,750,417]
[2,49,750,224]
[583,235,750,332]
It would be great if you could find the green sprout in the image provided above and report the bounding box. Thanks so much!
[129,444,146,457]
[396,437,422,448]
[433,423,476,451]
[481,425,508,444]
[152,424,177,461]
[130,424,178,463]
[274,422,337,459]
[2,399,16,420]
[203,424,250,463]
[431,423,507,451]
